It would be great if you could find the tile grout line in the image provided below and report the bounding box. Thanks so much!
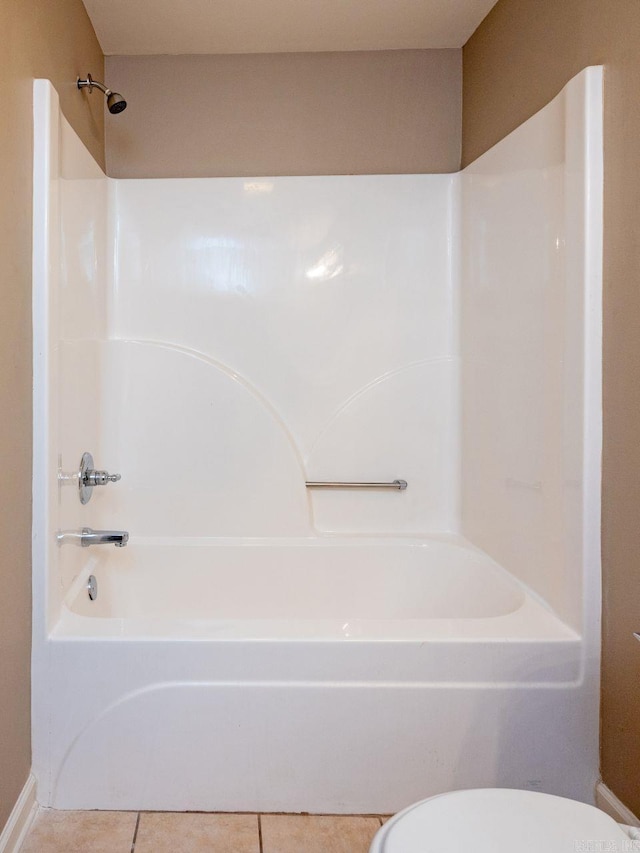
[130,812,141,853]
[136,810,385,817]
[257,813,264,853]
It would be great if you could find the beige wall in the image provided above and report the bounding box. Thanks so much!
[0,0,103,830]
[463,0,640,816]
[105,50,461,177]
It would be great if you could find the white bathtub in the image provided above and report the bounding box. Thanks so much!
[67,536,527,621]
[41,535,592,814]
[62,536,569,642]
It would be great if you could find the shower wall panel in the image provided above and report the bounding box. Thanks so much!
[460,68,603,631]
[32,81,109,632]
[100,175,458,535]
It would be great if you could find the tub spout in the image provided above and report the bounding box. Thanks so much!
[80,528,129,548]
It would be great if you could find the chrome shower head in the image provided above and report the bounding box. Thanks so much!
[106,91,127,114]
[77,74,127,115]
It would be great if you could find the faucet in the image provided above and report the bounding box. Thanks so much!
[80,528,129,548]
[57,527,129,548]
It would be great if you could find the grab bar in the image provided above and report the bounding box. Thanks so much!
[305,480,407,490]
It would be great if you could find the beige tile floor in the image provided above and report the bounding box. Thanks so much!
[20,809,390,852]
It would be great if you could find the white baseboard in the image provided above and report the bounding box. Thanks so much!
[0,774,38,853]
[596,781,640,827]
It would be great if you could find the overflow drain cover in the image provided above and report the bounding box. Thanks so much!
[87,575,98,601]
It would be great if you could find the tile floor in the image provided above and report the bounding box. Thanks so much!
[20,809,391,852]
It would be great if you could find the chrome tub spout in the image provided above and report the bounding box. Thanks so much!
[57,528,129,548]
[80,528,129,547]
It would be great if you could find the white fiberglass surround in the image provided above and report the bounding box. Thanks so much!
[32,68,603,812]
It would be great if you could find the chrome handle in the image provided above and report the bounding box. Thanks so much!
[84,470,121,486]
[79,451,122,504]
[306,480,407,490]
[634,633,640,642]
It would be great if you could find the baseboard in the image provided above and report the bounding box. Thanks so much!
[596,781,640,827]
[0,774,38,853]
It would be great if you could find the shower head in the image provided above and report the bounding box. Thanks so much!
[77,74,127,114]
[106,91,127,114]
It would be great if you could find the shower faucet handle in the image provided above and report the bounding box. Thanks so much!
[84,470,121,486]
[78,452,122,504]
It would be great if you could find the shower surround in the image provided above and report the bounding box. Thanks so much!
[32,68,603,812]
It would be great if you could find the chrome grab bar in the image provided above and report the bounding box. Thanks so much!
[305,480,407,490]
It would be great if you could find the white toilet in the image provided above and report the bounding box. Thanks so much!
[370,788,633,852]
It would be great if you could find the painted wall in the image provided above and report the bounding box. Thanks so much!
[0,0,104,831]
[104,50,461,178]
[462,0,640,815]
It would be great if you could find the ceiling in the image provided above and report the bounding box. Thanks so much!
[82,0,499,56]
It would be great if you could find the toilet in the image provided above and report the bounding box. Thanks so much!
[370,788,633,852]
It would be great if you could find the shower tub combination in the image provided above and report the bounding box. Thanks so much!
[32,68,603,813]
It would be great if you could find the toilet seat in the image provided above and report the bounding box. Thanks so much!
[370,788,630,852]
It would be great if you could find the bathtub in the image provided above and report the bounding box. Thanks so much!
[39,535,592,814]
[62,536,567,642]
[32,72,603,816]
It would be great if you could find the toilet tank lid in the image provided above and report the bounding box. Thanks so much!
[372,788,630,853]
